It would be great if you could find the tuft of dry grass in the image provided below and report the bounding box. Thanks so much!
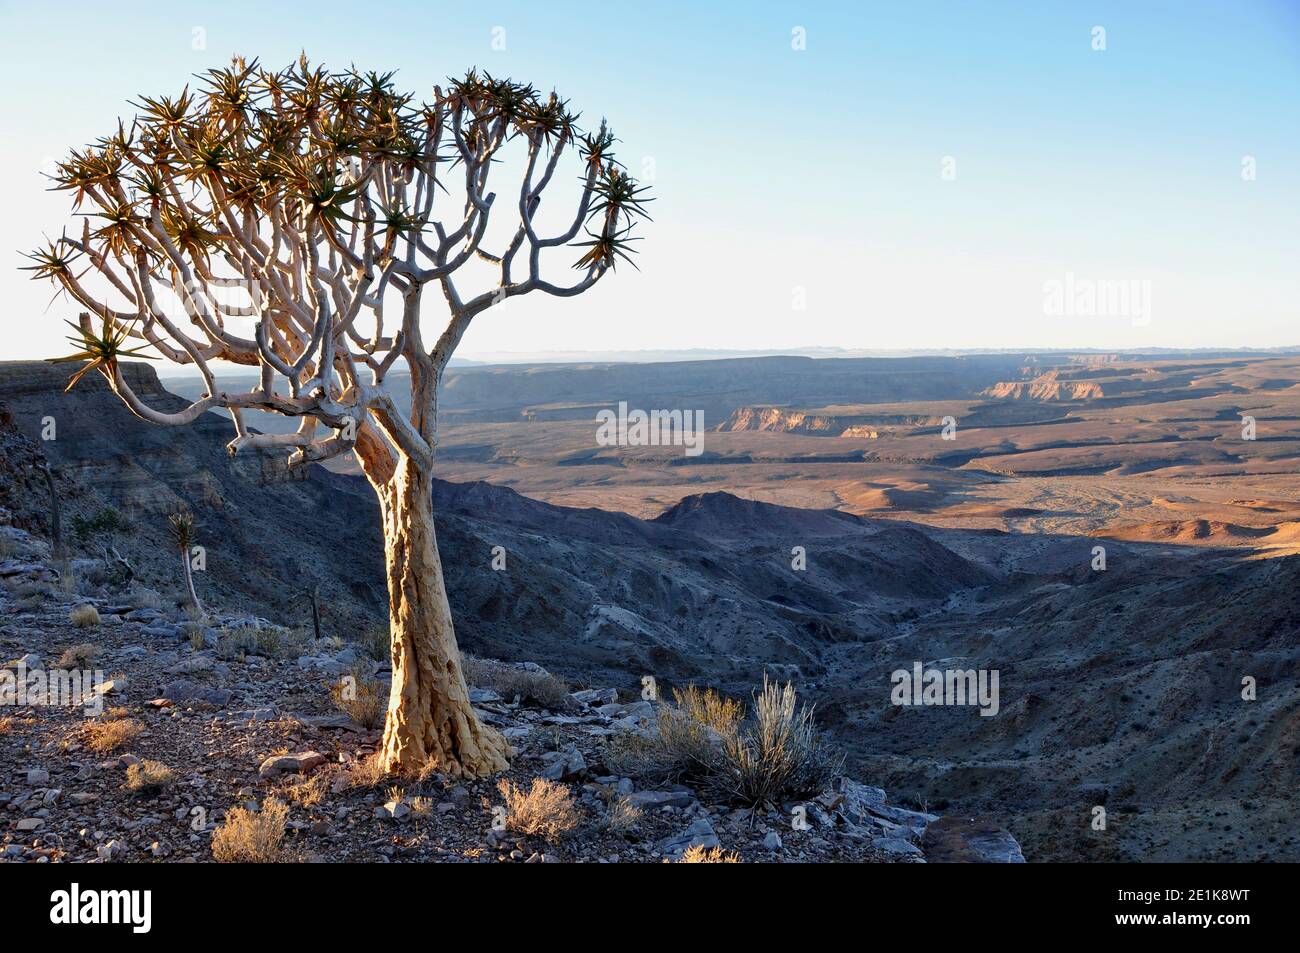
[125,759,175,796]
[0,716,14,735]
[212,797,293,863]
[357,624,389,663]
[604,795,643,834]
[329,669,386,729]
[69,604,101,628]
[713,676,843,807]
[281,771,330,808]
[55,567,81,596]
[496,777,581,841]
[677,844,741,863]
[463,655,571,709]
[604,685,735,783]
[409,796,435,819]
[58,642,99,668]
[605,678,841,807]
[344,753,389,791]
[84,716,143,753]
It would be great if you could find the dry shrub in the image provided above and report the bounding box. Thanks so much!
[55,567,81,596]
[604,685,738,783]
[463,655,570,709]
[58,642,99,668]
[282,771,329,808]
[212,797,293,863]
[606,678,840,807]
[712,677,842,806]
[409,796,435,819]
[344,753,389,791]
[125,759,174,796]
[358,624,389,663]
[84,717,143,753]
[496,777,580,841]
[604,795,643,834]
[678,845,741,863]
[0,716,14,735]
[329,669,386,729]
[215,623,310,661]
[69,604,101,628]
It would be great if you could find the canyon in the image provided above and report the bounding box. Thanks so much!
[3,351,1298,862]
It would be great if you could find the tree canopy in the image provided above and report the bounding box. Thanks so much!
[25,55,651,477]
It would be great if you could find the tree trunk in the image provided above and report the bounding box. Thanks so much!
[181,550,203,616]
[38,463,65,561]
[377,459,510,777]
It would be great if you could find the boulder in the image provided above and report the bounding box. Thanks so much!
[571,687,618,706]
[921,816,1026,863]
[540,746,587,781]
[258,751,327,780]
[658,817,719,856]
[161,680,232,707]
[626,789,695,810]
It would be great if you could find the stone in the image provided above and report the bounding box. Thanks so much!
[141,622,183,640]
[377,799,411,821]
[228,707,278,723]
[97,677,127,696]
[659,817,720,856]
[162,680,232,707]
[763,831,783,850]
[258,751,327,779]
[298,655,347,675]
[540,746,587,781]
[837,777,935,834]
[168,656,213,675]
[468,687,502,704]
[26,767,49,785]
[16,818,44,832]
[626,789,695,810]
[97,839,125,862]
[875,835,925,859]
[571,687,618,706]
[294,713,358,730]
[920,816,1026,864]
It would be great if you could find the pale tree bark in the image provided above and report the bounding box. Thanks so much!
[180,549,204,617]
[375,460,508,775]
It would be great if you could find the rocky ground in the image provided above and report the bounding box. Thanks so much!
[0,522,1024,864]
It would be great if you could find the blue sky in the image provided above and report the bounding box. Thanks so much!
[2,0,1297,360]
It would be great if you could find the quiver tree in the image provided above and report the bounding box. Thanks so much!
[24,56,651,777]
[167,510,203,615]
